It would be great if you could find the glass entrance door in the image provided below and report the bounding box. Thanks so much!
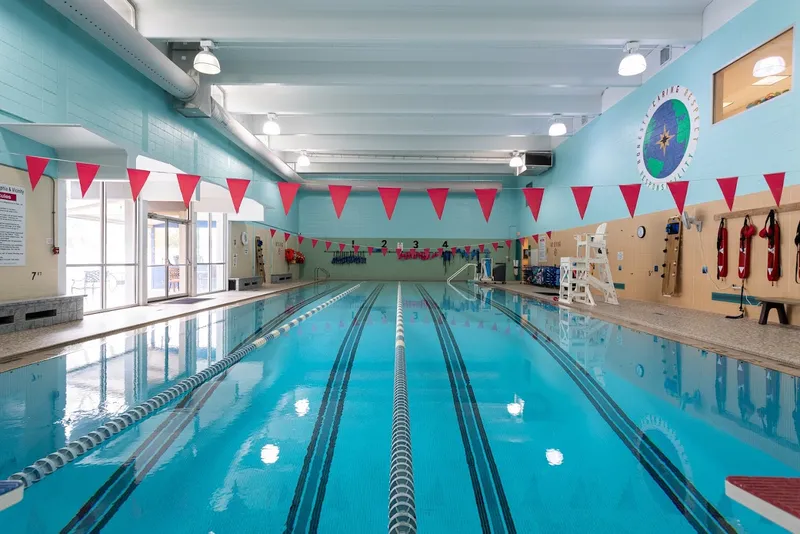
[148,216,190,301]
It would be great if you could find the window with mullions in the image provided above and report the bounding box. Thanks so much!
[66,181,137,312]
[714,28,793,124]
[196,212,226,294]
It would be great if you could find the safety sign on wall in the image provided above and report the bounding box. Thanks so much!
[0,183,26,266]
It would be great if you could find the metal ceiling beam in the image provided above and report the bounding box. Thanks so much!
[270,135,554,153]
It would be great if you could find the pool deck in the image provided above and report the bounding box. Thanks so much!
[0,281,315,370]
[486,282,800,375]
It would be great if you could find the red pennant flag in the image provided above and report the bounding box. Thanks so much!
[475,188,498,222]
[328,185,352,218]
[76,162,100,197]
[25,156,50,191]
[764,172,785,206]
[451,247,456,254]
[325,241,332,251]
[377,187,401,220]
[716,177,738,211]
[479,243,485,253]
[532,234,539,242]
[505,240,512,249]
[571,186,593,220]
[619,184,641,218]
[338,242,346,252]
[270,228,276,238]
[176,174,201,208]
[424,248,430,255]
[492,242,498,251]
[437,247,443,254]
[226,178,250,213]
[519,236,525,243]
[522,188,545,221]
[353,244,360,253]
[427,188,449,220]
[546,231,552,239]
[284,232,291,242]
[464,245,471,254]
[126,169,150,201]
[312,238,318,248]
[667,181,689,214]
[277,182,301,215]
[382,247,388,256]
[298,235,305,244]
[368,246,373,255]
[396,247,401,256]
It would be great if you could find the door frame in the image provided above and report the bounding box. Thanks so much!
[146,213,193,302]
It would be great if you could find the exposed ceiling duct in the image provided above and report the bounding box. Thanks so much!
[41,0,304,183]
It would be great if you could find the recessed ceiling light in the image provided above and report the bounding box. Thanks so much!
[753,56,786,78]
[722,101,734,108]
[752,75,789,86]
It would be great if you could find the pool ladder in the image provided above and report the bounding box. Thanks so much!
[446,263,478,302]
[314,267,330,281]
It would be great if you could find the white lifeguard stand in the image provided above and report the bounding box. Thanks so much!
[559,223,619,306]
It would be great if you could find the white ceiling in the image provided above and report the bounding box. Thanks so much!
[135,0,714,176]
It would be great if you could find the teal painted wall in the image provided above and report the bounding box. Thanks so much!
[298,237,513,281]
[521,0,799,236]
[0,0,297,232]
[298,190,519,240]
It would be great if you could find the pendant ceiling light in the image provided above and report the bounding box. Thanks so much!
[263,114,281,136]
[296,151,311,168]
[618,41,647,77]
[194,40,220,75]
[548,115,567,137]
[509,152,523,167]
[753,56,786,78]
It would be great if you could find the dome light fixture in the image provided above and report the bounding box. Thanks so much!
[548,115,567,137]
[753,56,786,78]
[194,40,220,75]
[508,152,523,168]
[618,41,647,77]
[263,113,281,136]
[296,151,311,168]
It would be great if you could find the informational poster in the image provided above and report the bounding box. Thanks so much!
[538,237,547,265]
[0,183,25,266]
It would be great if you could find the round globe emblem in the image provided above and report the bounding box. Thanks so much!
[637,86,700,190]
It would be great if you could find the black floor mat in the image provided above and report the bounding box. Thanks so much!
[163,297,213,305]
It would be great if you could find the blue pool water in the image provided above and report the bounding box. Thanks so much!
[1,282,798,533]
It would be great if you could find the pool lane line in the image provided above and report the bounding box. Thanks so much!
[417,285,517,534]
[60,284,347,531]
[9,283,362,492]
[477,291,736,534]
[284,284,384,534]
[388,283,417,534]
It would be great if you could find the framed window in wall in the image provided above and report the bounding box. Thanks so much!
[196,212,226,294]
[66,181,137,313]
[713,28,793,123]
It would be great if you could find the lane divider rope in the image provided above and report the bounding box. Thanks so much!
[388,283,417,534]
[8,284,362,490]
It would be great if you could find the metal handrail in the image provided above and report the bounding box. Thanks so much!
[314,267,330,281]
[446,263,477,301]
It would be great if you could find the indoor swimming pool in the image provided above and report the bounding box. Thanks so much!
[1,282,798,533]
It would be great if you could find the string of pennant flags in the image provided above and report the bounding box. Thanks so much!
[21,154,789,251]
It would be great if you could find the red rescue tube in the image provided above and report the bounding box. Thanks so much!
[759,209,780,283]
[738,216,756,280]
[717,219,728,279]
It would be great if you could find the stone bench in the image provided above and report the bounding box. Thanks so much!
[228,277,262,291]
[271,273,292,283]
[0,295,84,335]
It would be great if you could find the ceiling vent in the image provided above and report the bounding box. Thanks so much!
[515,152,554,176]
[660,46,673,66]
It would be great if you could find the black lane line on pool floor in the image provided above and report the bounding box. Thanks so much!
[284,284,384,534]
[479,290,736,534]
[61,285,346,533]
[418,285,517,534]
[62,372,227,534]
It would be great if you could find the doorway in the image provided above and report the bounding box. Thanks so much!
[147,215,190,301]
